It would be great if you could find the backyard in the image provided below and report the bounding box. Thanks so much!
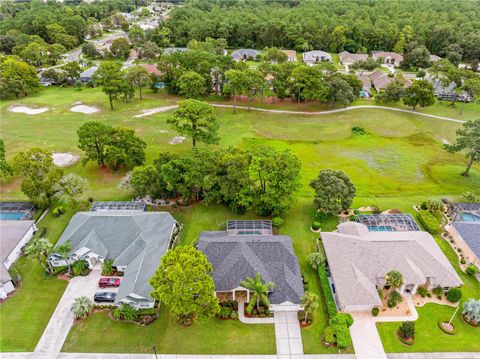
[0,86,479,354]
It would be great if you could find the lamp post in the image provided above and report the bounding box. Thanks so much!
[153,346,158,359]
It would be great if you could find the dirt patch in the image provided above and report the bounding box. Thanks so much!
[52,152,79,167]
[9,105,49,115]
[70,104,100,114]
[168,136,186,145]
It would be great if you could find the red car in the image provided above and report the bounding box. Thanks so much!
[98,277,120,288]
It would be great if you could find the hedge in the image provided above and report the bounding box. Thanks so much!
[335,324,352,348]
[416,210,440,234]
[318,264,337,318]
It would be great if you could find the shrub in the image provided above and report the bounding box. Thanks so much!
[433,286,443,297]
[311,221,321,230]
[351,126,367,136]
[308,252,324,270]
[72,260,89,276]
[329,313,354,327]
[460,258,466,264]
[115,303,138,321]
[417,210,440,234]
[219,306,231,319]
[465,265,479,276]
[420,202,428,210]
[36,227,47,237]
[324,325,336,343]
[387,290,403,308]
[417,286,428,298]
[463,298,480,323]
[372,307,379,316]
[53,206,65,217]
[398,321,415,340]
[446,287,462,303]
[252,309,258,315]
[335,324,352,348]
[102,259,114,276]
[318,264,337,317]
[230,310,239,320]
[272,216,283,227]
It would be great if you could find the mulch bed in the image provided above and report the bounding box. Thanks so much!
[396,330,414,346]
[461,314,480,328]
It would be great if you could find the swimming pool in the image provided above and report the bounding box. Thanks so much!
[0,212,28,220]
[368,226,394,232]
[460,212,480,222]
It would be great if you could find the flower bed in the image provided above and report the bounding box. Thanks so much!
[396,329,414,346]
[244,304,273,318]
[461,314,480,328]
[438,320,456,334]
[217,300,239,320]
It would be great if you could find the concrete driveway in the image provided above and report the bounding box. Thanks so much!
[33,269,102,359]
[274,311,303,358]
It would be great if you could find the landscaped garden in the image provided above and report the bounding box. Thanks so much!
[1,86,479,354]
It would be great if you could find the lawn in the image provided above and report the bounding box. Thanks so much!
[1,86,479,353]
[0,209,74,352]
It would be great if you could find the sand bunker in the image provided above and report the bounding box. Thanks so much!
[168,136,186,145]
[135,105,178,118]
[70,105,100,114]
[9,105,49,115]
[52,152,79,167]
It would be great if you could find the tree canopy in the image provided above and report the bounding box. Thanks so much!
[444,119,480,176]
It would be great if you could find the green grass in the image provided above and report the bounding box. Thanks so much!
[0,209,74,352]
[62,301,275,354]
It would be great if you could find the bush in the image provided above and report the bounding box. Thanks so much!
[335,324,352,348]
[318,264,337,317]
[446,287,462,303]
[272,216,283,227]
[72,260,89,276]
[398,321,415,340]
[351,126,367,136]
[311,221,321,230]
[308,252,324,270]
[433,286,443,297]
[230,310,239,320]
[324,325,336,343]
[460,258,466,264]
[52,206,65,217]
[372,307,379,317]
[465,265,479,276]
[102,259,114,276]
[218,306,231,319]
[420,202,428,210]
[388,290,403,308]
[36,227,47,237]
[417,210,440,234]
[329,313,354,327]
[417,286,428,298]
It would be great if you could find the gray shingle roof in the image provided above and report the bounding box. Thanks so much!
[322,222,462,308]
[197,232,304,305]
[231,49,261,60]
[79,66,98,79]
[0,220,35,283]
[54,211,177,302]
[302,50,332,62]
[451,222,480,258]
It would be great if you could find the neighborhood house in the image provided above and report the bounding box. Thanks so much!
[371,51,404,66]
[197,220,304,312]
[302,50,332,65]
[370,70,412,92]
[338,51,368,66]
[322,221,462,312]
[48,211,179,308]
[0,220,37,299]
[231,49,261,61]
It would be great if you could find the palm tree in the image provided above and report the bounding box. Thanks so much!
[385,270,403,289]
[71,296,93,319]
[24,237,53,274]
[240,273,275,312]
[301,291,319,322]
[55,241,72,274]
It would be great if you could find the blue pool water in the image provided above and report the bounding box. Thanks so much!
[368,226,394,232]
[0,212,27,220]
[460,212,480,222]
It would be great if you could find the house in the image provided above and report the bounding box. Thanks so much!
[197,220,304,312]
[163,47,188,55]
[282,50,297,62]
[0,220,37,299]
[79,66,98,82]
[302,50,332,65]
[356,74,372,98]
[140,63,162,76]
[48,211,179,308]
[370,70,412,92]
[425,75,471,102]
[430,54,442,62]
[339,51,368,66]
[322,221,462,312]
[372,51,404,66]
[231,49,261,61]
[447,222,480,266]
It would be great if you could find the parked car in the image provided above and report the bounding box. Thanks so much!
[99,277,121,288]
[94,292,116,303]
